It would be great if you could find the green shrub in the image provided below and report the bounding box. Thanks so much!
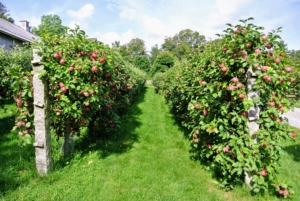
[133,55,150,72]
[150,51,175,75]
[0,45,32,107]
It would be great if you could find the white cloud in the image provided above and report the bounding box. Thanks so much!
[27,15,40,28]
[107,3,115,10]
[119,8,136,20]
[102,0,300,50]
[91,29,134,46]
[67,4,95,19]
[68,21,80,29]
[68,20,89,30]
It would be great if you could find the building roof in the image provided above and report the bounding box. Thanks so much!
[0,18,39,42]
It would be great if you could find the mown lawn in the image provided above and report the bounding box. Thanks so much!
[294,100,300,108]
[0,86,299,201]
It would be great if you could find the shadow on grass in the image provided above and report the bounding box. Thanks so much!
[282,143,300,162]
[0,114,36,196]
[54,87,147,167]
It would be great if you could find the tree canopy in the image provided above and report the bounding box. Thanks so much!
[149,44,160,64]
[0,2,14,23]
[120,38,147,58]
[32,14,66,37]
[161,29,206,59]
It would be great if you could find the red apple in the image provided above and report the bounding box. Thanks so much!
[254,49,260,54]
[91,66,99,73]
[69,66,74,72]
[15,99,22,107]
[231,77,239,83]
[289,77,295,82]
[261,66,268,71]
[53,53,61,59]
[246,42,252,47]
[262,75,269,81]
[290,132,297,137]
[84,92,89,97]
[266,43,272,49]
[239,94,245,100]
[261,35,268,41]
[99,56,107,63]
[285,67,292,73]
[278,106,284,111]
[61,87,67,93]
[269,102,275,107]
[237,82,243,88]
[198,80,205,85]
[241,111,248,117]
[60,59,66,65]
[221,67,227,72]
[260,169,267,176]
[228,85,235,91]
[275,58,281,63]
[203,109,208,116]
[77,66,82,70]
[90,52,97,59]
[223,147,230,153]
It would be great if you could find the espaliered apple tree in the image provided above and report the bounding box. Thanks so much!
[156,18,297,197]
[13,25,146,155]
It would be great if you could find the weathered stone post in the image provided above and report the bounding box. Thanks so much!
[32,48,53,175]
[245,66,260,188]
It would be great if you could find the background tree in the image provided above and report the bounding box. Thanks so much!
[32,14,66,37]
[127,38,146,57]
[119,44,131,62]
[118,38,147,63]
[149,44,160,64]
[161,29,206,59]
[0,2,14,23]
[112,40,120,49]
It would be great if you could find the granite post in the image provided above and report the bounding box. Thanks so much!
[245,66,260,188]
[32,48,53,175]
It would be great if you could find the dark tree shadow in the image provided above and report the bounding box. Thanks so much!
[54,87,147,167]
[282,143,300,162]
[0,115,36,196]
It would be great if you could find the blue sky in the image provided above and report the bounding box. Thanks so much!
[3,0,300,51]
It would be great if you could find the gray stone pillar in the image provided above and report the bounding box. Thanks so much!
[32,48,53,175]
[245,66,260,188]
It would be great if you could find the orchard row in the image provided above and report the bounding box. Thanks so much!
[11,26,146,146]
[153,18,297,197]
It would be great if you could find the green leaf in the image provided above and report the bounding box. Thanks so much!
[24,134,32,144]
[25,122,31,128]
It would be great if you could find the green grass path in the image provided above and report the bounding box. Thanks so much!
[3,86,299,200]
